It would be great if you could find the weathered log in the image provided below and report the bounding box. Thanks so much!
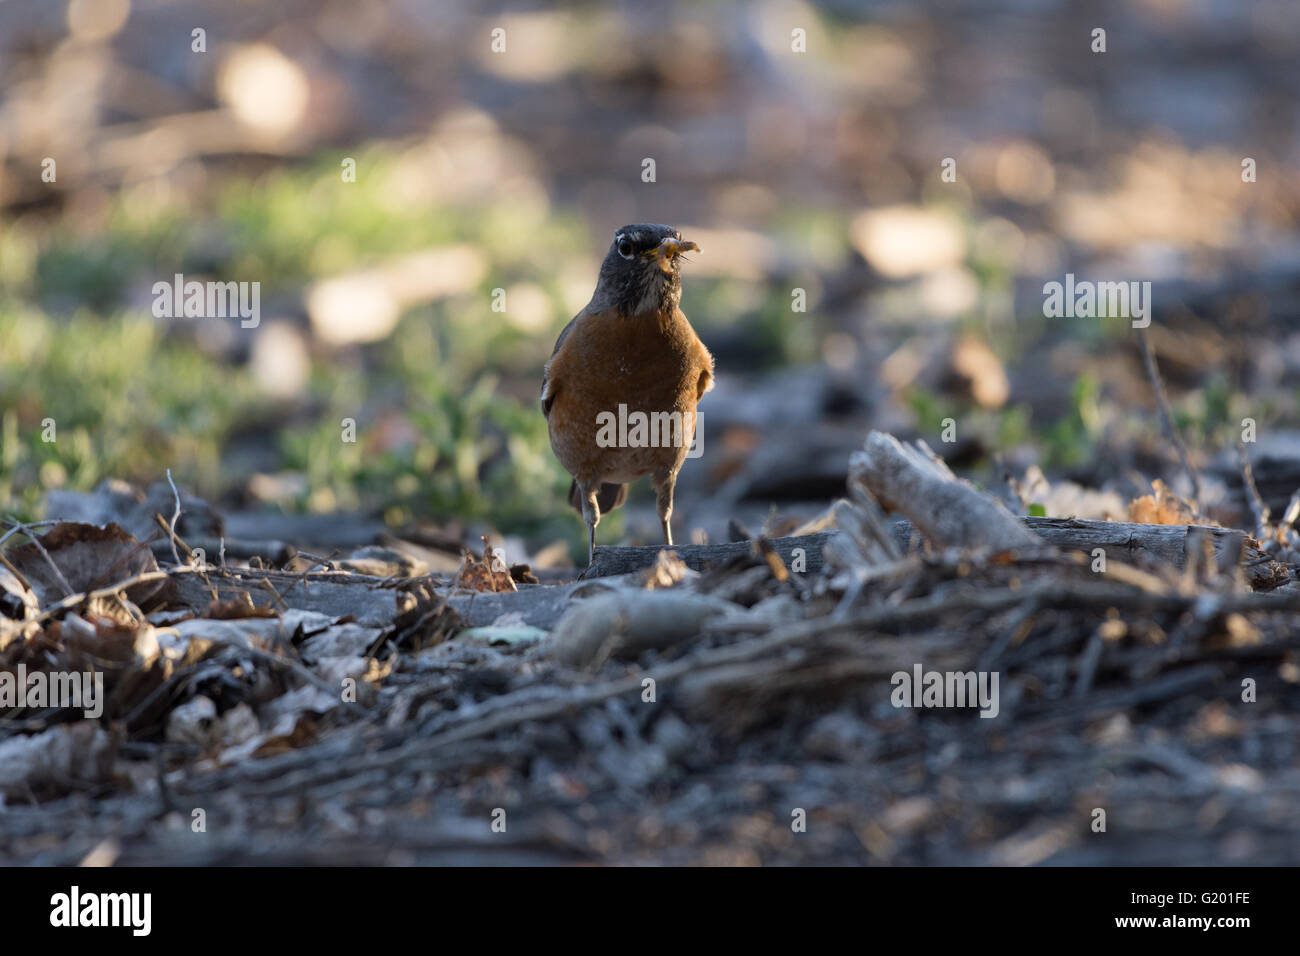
[1021,517,1260,582]
[582,518,1284,588]
[850,431,1040,550]
[166,568,620,629]
[583,532,836,579]
[158,519,1283,633]
[149,536,296,566]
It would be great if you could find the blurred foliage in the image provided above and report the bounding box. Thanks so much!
[2,0,1296,540]
[0,292,577,536]
[0,143,809,538]
[1040,375,1103,471]
[0,306,260,517]
[1,151,579,529]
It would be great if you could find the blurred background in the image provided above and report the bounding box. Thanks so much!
[2,0,1299,562]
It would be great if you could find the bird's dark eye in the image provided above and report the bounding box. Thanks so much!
[616,237,634,259]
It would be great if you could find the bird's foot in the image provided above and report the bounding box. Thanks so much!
[577,545,597,581]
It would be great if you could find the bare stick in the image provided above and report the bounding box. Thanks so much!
[1237,443,1269,536]
[165,468,184,568]
[152,512,218,602]
[1137,327,1203,510]
[0,519,59,550]
[849,433,1039,550]
[1,516,76,600]
[0,548,34,593]
[29,566,205,625]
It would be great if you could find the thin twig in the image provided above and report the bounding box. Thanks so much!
[1136,327,1203,510]
[259,577,291,612]
[0,548,34,593]
[152,512,217,601]
[0,519,59,550]
[29,566,205,625]
[165,468,184,568]
[293,550,339,573]
[153,512,192,561]
[1237,443,1269,537]
[274,549,342,603]
[1,516,76,600]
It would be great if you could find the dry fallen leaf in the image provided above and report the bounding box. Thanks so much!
[641,549,693,589]
[206,595,280,620]
[4,522,169,611]
[1,613,171,726]
[378,579,464,653]
[451,537,517,592]
[1128,479,1207,526]
[0,565,38,622]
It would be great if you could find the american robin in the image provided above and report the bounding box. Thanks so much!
[542,223,714,567]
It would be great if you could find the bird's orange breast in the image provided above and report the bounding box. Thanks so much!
[545,307,713,485]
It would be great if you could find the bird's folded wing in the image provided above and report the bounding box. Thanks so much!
[541,314,581,418]
[695,344,715,400]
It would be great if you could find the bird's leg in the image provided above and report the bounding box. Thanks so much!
[652,469,677,547]
[576,484,602,577]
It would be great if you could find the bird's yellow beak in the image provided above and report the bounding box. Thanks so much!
[652,237,699,273]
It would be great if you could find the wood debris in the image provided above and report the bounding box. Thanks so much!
[4,432,1300,864]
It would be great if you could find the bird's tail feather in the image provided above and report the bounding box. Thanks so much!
[568,480,628,514]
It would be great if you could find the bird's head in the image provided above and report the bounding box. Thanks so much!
[592,223,699,317]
